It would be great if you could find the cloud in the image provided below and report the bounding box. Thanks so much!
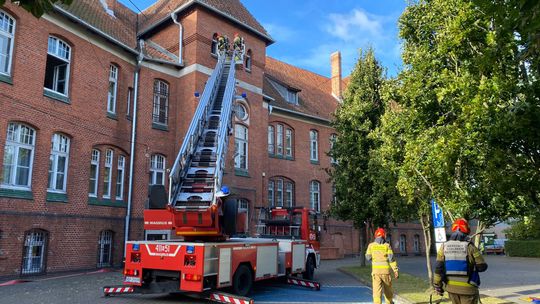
[326,9,384,42]
[262,23,297,43]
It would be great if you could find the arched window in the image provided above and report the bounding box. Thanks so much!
[211,33,218,55]
[309,180,320,212]
[276,124,283,156]
[48,133,70,192]
[89,149,100,197]
[98,230,113,268]
[267,125,274,154]
[310,130,318,161]
[268,122,294,158]
[413,234,421,253]
[0,10,16,76]
[234,124,248,170]
[268,177,295,207]
[107,64,118,114]
[103,149,113,198]
[153,80,169,126]
[400,234,407,254]
[22,229,48,274]
[245,49,252,71]
[44,36,71,96]
[150,154,166,185]
[1,123,36,189]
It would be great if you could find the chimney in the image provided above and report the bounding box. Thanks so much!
[330,51,342,100]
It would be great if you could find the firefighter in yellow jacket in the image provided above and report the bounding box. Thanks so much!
[433,218,488,304]
[366,228,399,304]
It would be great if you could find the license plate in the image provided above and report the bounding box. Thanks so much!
[124,276,141,284]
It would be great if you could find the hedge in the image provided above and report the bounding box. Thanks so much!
[505,240,540,257]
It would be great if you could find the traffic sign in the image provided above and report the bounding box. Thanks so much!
[431,199,445,228]
[434,227,447,243]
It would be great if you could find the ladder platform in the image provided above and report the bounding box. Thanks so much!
[176,192,213,202]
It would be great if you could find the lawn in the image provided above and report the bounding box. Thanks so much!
[340,266,512,304]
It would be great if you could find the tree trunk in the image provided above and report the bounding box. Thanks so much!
[420,213,433,284]
[359,223,367,266]
[474,220,485,247]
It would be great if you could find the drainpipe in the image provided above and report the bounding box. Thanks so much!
[124,41,145,259]
[171,10,184,65]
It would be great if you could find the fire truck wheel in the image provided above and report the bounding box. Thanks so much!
[302,256,315,280]
[232,264,253,296]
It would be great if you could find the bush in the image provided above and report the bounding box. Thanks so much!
[505,240,540,257]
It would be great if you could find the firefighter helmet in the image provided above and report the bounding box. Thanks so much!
[451,218,470,234]
[374,228,386,239]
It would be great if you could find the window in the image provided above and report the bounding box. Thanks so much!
[285,128,293,157]
[413,234,420,253]
[276,179,283,207]
[276,124,283,156]
[98,230,113,268]
[89,149,100,197]
[310,180,320,212]
[400,234,407,253]
[103,150,113,198]
[48,134,70,193]
[285,181,294,207]
[150,154,165,185]
[126,87,133,117]
[44,36,71,96]
[330,134,337,164]
[0,10,15,76]
[268,180,274,206]
[211,33,218,55]
[1,123,35,189]
[153,80,169,125]
[107,65,118,114]
[286,89,298,104]
[310,130,319,161]
[267,126,274,154]
[245,49,252,71]
[116,155,125,200]
[234,124,248,170]
[235,103,248,120]
[22,230,48,274]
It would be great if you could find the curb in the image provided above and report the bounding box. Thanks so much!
[0,268,118,286]
[338,268,413,304]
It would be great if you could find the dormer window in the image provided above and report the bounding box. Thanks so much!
[286,90,298,104]
[268,77,299,105]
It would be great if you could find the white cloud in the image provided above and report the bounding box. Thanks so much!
[326,9,383,42]
[263,23,297,43]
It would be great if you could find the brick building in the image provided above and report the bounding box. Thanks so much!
[0,0,422,277]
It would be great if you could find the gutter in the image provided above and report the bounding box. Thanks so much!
[271,106,332,125]
[53,5,138,55]
[171,10,184,66]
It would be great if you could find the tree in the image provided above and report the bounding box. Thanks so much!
[0,0,73,18]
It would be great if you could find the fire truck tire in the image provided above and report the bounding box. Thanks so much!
[232,264,253,296]
[302,256,315,280]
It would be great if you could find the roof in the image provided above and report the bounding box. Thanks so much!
[56,0,138,49]
[139,0,272,43]
[264,57,338,122]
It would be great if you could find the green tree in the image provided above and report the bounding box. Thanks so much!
[0,0,73,18]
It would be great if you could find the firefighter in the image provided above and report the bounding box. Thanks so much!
[366,228,399,304]
[217,33,229,54]
[233,33,244,61]
[433,218,488,304]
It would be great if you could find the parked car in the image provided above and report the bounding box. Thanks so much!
[485,239,506,255]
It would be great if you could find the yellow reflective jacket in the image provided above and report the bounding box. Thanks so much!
[366,241,398,275]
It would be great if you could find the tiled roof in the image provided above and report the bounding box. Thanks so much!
[57,0,138,49]
[264,57,338,121]
[139,0,271,41]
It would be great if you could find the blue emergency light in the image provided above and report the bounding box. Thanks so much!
[187,245,195,254]
[132,243,140,251]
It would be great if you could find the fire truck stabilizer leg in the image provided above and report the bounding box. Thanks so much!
[103,286,136,297]
[208,291,254,304]
[286,277,321,291]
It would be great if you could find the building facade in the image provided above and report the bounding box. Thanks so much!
[0,0,420,277]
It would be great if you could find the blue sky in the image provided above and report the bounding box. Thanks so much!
[119,0,408,77]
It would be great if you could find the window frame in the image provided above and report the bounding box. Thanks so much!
[21,229,48,275]
[0,10,16,77]
[400,234,407,253]
[115,155,125,200]
[276,124,283,156]
[267,125,275,155]
[152,80,169,126]
[44,36,71,96]
[47,133,70,193]
[285,128,293,157]
[310,130,319,162]
[97,230,113,268]
[234,102,248,121]
[89,149,100,197]
[211,33,218,56]
[107,64,118,114]
[285,181,294,207]
[150,154,166,186]
[245,49,252,71]
[268,180,274,207]
[102,149,113,199]
[309,180,320,212]
[268,177,294,208]
[1,123,36,190]
[234,124,248,171]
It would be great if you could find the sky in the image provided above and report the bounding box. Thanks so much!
[119,0,408,77]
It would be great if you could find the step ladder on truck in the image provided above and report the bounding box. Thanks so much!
[103,49,321,304]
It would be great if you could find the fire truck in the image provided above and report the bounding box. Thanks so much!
[104,50,321,303]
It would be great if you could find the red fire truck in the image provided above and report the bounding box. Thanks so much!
[104,51,321,303]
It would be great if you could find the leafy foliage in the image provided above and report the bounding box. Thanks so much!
[0,0,73,18]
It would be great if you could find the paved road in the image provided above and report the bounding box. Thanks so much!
[0,258,374,304]
[397,255,540,303]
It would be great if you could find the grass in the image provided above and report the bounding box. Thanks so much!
[340,266,513,304]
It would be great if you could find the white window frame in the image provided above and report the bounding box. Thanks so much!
[285,182,293,207]
[234,124,248,170]
[126,87,133,117]
[267,125,274,155]
[1,123,35,190]
[400,234,407,253]
[211,33,218,55]
[276,124,283,156]
[413,234,420,253]
[116,155,125,200]
[285,128,293,157]
[48,133,70,193]
[44,36,71,96]
[98,230,113,268]
[153,80,169,125]
[245,49,252,71]
[0,10,16,76]
[235,102,248,121]
[89,149,100,197]
[286,89,298,104]
[22,230,47,274]
[268,180,274,206]
[276,178,283,207]
[107,65,118,114]
[310,180,320,212]
[102,149,113,199]
[310,130,319,161]
[150,154,166,185]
